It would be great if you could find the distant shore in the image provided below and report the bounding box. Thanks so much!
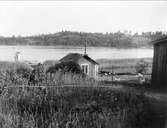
[1,31,164,48]
[0,44,154,49]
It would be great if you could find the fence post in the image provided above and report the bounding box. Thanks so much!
[112,66,114,81]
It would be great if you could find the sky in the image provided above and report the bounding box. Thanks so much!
[0,1,167,37]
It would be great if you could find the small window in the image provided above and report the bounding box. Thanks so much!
[95,65,98,76]
[81,64,89,75]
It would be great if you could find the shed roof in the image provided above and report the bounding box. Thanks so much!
[60,53,99,65]
[151,36,167,45]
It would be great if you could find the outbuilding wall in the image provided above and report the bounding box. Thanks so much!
[152,40,167,91]
[78,58,98,78]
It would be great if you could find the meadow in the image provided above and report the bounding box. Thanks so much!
[0,86,164,128]
[0,60,165,128]
[97,58,153,74]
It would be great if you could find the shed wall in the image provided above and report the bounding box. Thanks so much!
[152,41,167,90]
[78,58,96,78]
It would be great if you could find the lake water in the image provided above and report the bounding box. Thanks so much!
[0,45,153,62]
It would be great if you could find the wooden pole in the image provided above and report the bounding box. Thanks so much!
[84,39,87,55]
[84,42,87,55]
[112,66,114,81]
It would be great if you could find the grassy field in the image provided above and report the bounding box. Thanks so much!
[0,59,153,88]
[0,86,165,128]
[97,58,153,74]
[96,58,152,84]
[0,61,32,71]
[0,60,165,128]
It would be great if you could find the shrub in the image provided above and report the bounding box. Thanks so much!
[42,60,59,72]
[135,59,149,74]
[16,66,32,80]
[28,63,47,86]
[46,61,84,75]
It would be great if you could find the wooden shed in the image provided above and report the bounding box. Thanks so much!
[60,53,99,79]
[152,37,167,91]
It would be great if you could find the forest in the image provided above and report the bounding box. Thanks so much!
[0,31,166,47]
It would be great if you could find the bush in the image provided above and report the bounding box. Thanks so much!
[46,61,84,75]
[16,66,32,80]
[28,63,47,86]
[135,59,149,74]
[42,60,59,72]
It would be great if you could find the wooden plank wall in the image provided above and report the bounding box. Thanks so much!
[152,41,167,91]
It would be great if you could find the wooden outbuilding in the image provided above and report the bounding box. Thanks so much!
[60,53,99,79]
[152,37,167,91]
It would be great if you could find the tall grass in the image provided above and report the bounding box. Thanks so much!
[0,61,97,88]
[0,87,154,128]
[0,61,163,128]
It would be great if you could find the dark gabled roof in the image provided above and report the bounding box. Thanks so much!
[59,53,99,65]
[151,36,167,45]
[83,54,99,65]
[60,53,82,63]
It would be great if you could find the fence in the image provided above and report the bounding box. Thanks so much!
[98,64,152,83]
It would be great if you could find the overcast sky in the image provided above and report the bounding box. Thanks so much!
[0,1,167,37]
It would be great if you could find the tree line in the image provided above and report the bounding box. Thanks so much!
[0,31,166,47]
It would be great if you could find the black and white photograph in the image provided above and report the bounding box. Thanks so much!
[0,1,166,128]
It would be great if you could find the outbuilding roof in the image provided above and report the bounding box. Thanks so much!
[60,53,99,65]
[151,36,167,45]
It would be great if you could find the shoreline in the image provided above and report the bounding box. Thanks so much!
[0,45,154,49]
